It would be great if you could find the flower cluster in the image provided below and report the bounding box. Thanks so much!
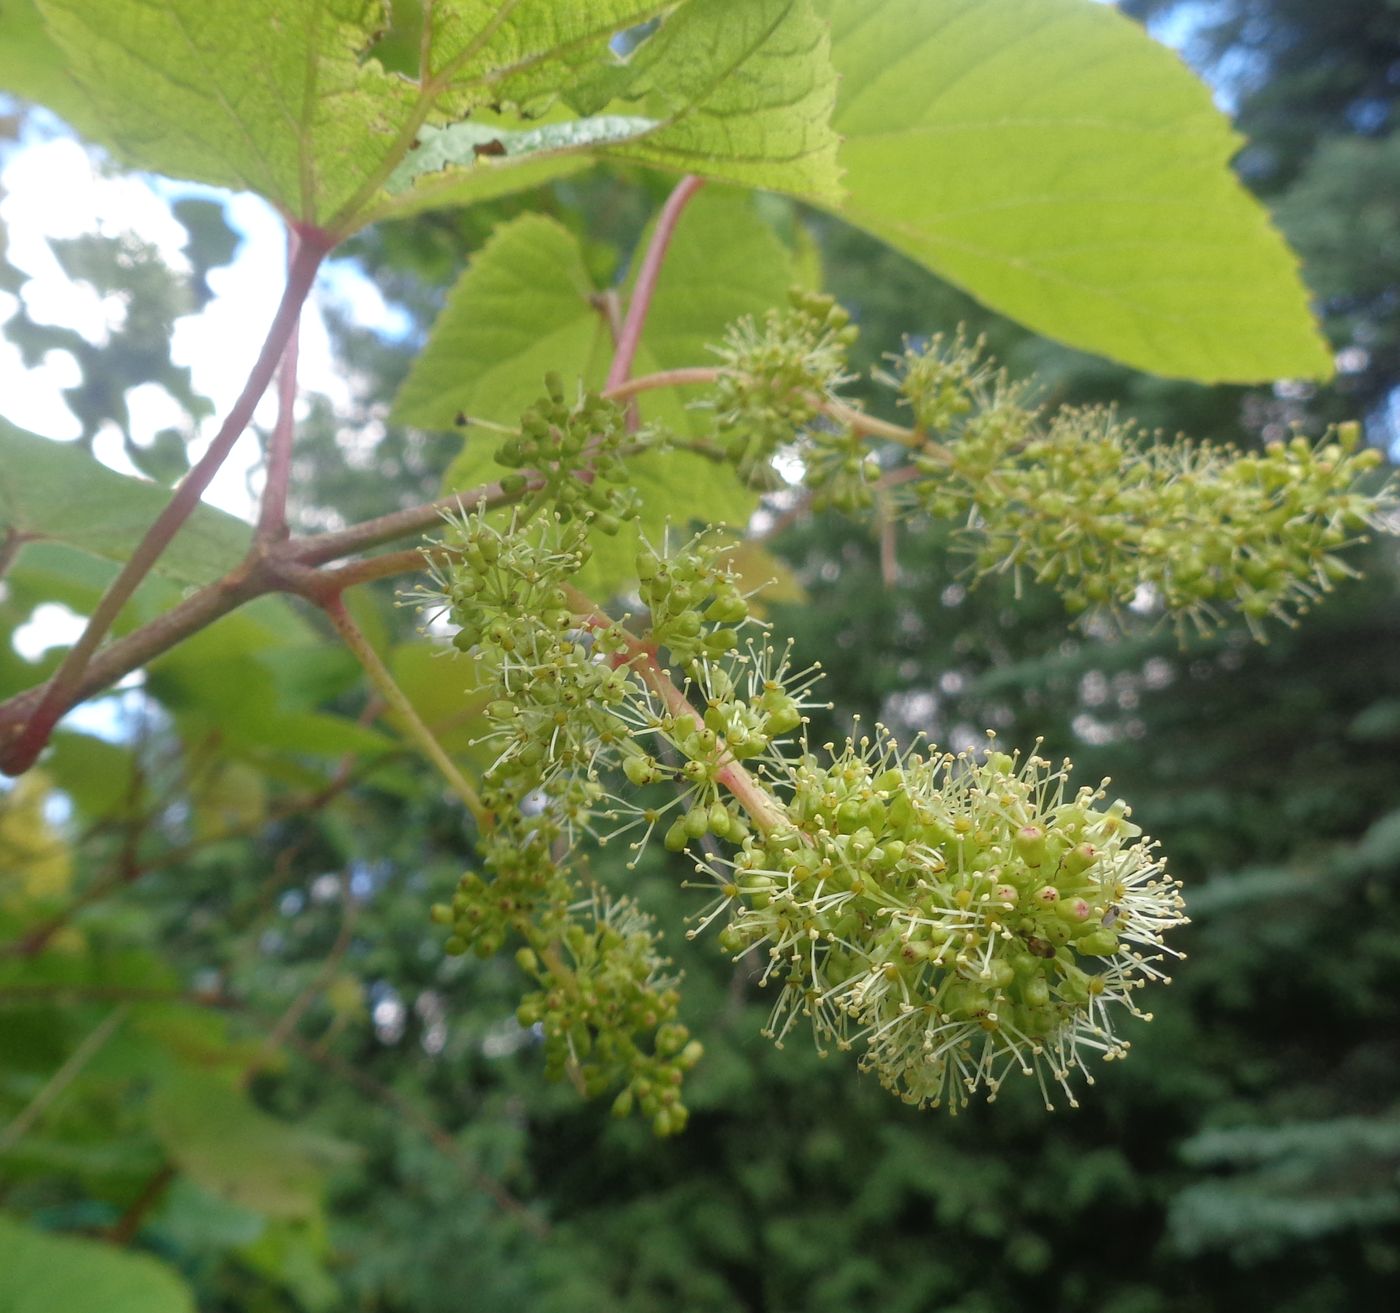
[492,376,644,534]
[410,282,1397,1131]
[691,735,1184,1110]
[891,328,1003,433]
[705,289,858,479]
[891,338,1390,635]
[429,518,1186,1115]
[514,894,702,1136]
[425,507,699,1131]
[801,422,884,514]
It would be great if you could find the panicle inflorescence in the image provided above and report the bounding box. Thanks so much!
[666,718,1186,1111]
[889,337,1392,637]
[424,501,706,1132]
[423,507,1189,1118]
[409,291,1399,1129]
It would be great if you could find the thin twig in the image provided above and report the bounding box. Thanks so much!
[291,479,524,567]
[602,365,720,404]
[321,593,490,828]
[258,870,358,1059]
[107,1163,176,1245]
[256,225,304,545]
[0,1006,129,1154]
[605,174,705,393]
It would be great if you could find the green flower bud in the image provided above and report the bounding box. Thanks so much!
[664,819,690,852]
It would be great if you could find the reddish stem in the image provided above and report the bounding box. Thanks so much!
[256,226,305,545]
[3,234,331,774]
[603,366,719,403]
[605,175,705,393]
[563,586,790,835]
[107,1164,177,1245]
[291,477,527,567]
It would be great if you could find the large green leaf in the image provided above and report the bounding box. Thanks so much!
[0,422,252,588]
[34,0,414,228]
[32,0,663,229]
[818,0,1331,382]
[33,0,840,234]
[0,1214,193,1313]
[0,0,103,136]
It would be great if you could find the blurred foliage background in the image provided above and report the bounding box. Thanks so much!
[2,1,1399,1310]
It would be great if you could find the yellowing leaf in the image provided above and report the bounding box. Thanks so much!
[0,772,72,905]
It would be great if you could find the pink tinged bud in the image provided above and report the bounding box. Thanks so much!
[1056,897,1093,923]
[1014,825,1047,867]
[1062,843,1098,877]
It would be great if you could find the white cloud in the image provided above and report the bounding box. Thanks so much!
[0,125,382,521]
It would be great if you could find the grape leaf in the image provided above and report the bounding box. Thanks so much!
[391,213,607,432]
[34,0,420,229]
[817,0,1332,382]
[33,0,840,234]
[0,1214,194,1313]
[0,0,104,137]
[595,0,842,200]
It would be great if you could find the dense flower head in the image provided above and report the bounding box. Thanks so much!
[705,288,858,478]
[491,376,645,533]
[691,732,1185,1110]
[514,893,701,1137]
[891,336,1393,637]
